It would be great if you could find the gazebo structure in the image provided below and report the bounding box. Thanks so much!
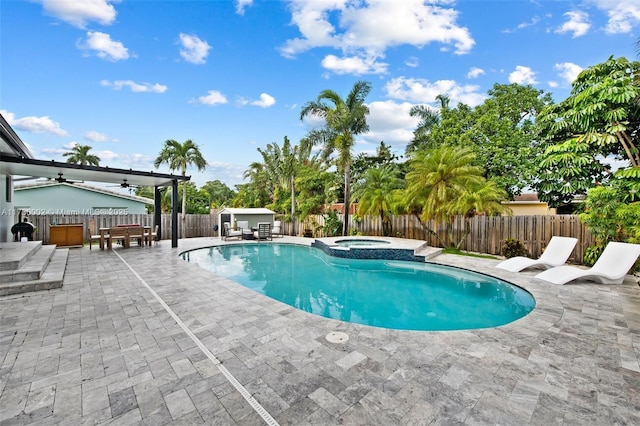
[0,113,190,248]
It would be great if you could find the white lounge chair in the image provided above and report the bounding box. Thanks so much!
[223,222,242,241]
[496,236,578,272]
[271,220,282,237]
[535,241,640,285]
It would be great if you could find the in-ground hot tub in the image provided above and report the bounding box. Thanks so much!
[334,239,391,247]
[312,237,425,261]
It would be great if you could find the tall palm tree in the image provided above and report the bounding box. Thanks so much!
[300,80,372,236]
[352,166,404,236]
[406,94,449,155]
[154,139,207,226]
[403,145,506,247]
[62,144,100,166]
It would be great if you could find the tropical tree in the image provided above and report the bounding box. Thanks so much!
[536,56,640,206]
[154,139,207,227]
[62,144,100,166]
[300,80,372,236]
[406,94,449,155]
[201,180,235,208]
[401,145,508,248]
[352,166,404,236]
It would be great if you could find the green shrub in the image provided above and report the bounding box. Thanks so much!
[583,245,604,267]
[500,239,528,258]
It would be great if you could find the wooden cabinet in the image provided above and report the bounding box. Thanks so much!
[49,224,84,247]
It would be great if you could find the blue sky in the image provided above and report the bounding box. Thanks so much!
[2,0,639,189]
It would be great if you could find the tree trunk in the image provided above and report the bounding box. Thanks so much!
[343,168,351,236]
[290,175,295,236]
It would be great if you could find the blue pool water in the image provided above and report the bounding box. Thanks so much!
[181,244,535,331]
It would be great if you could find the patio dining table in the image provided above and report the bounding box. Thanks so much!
[99,226,152,250]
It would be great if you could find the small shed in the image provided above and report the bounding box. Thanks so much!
[218,208,275,236]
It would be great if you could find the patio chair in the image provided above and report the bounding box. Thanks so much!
[236,221,253,239]
[535,241,640,285]
[88,219,102,250]
[272,220,282,237]
[108,227,129,249]
[223,222,242,241]
[144,225,159,245]
[127,226,145,247]
[254,223,272,241]
[495,236,578,272]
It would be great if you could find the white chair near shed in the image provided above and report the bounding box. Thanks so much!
[223,222,242,241]
[271,220,282,237]
[236,221,253,239]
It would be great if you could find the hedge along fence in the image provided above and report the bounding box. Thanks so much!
[20,212,594,263]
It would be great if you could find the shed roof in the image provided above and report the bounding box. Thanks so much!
[219,208,275,215]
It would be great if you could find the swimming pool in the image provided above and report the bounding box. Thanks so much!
[181,243,535,331]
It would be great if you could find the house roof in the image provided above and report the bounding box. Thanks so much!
[15,181,154,205]
[218,208,275,215]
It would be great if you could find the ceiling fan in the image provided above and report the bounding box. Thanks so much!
[107,179,139,193]
[52,173,83,184]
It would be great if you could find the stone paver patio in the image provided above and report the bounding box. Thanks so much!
[1,236,639,425]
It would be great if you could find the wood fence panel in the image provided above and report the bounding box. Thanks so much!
[17,213,594,263]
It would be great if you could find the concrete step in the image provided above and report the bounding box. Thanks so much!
[0,241,43,271]
[0,248,69,296]
[415,246,443,260]
[0,244,57,283]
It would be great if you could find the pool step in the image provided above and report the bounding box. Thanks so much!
[415,246,443,260]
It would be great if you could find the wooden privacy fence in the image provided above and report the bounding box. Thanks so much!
[20,213,594,263]
[295,213,594,263]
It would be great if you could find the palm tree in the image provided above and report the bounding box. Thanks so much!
[154,139,207,227]
[300,80,372,236]
[403,145,507,247]
[352,166,404,236]
[406,94,449,155]
[62,144,100,166]
[256,136,314,235]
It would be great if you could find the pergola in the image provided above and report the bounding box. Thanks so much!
[0,155,191,248]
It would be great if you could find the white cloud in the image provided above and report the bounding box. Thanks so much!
[250,93,276,108]
[508,66,537,85]
[588,0,640,34]
[78,31,129,61]
[38,0,117,29]
[548,81,559,88]
[467,67,485,79]
[321,54,388,75]
[405,56,419,68]
[0,110,68,136]
[178,33,211,64]
[362,100,420,149]
[84,130,109,142]
[384,77,486,107]
[235,0,253,15]
[280,0,474,75]
[100,80,167,93]
[503,16,540,33]
[197,90,228,105]
[554,62,583,85]
[555,11,590,38]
